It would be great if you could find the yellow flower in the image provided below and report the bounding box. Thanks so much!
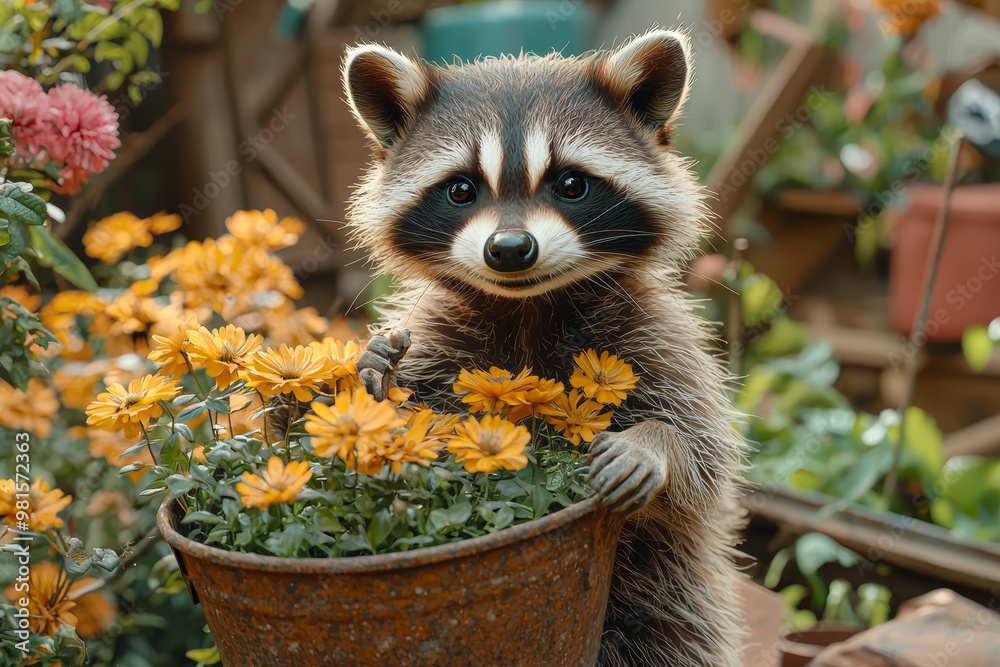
[86,374,179,440]
[72,583,118,639]
[44,290,105,317]
[236,457,312,509]
[147,211,182,235]
[875,0,941,34]
[80,425,153,482]
[147,312,200,377]
[105,292,161,337]
[545,389,613,445]
[52,361,107,410]
[360,409,447,474]
[1,478,72,531]
[173,237,249,313]
[453,366,538,415]
[244,344,333,402]
[265,302,329,347]
[83,212,153,264]
[304,389,404,462]
[505,377,565,422]
[569,350,638,406]
[186,324,263,389]
[225,209,305,250]
[0,378,58,437]
[4,562,78,636]
[309,337,361,381]
[448,414,530,474]
[0,284,41,312]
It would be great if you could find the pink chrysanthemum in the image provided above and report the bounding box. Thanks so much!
[43,84,121,184]
[0,70,48,154]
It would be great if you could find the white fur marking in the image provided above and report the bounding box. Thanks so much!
[524,124,551,195]
[479,128,504,196]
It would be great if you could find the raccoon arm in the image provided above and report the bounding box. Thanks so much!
[587,420,731,514]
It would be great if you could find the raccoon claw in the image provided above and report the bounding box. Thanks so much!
[356,329,411,401]
[587,433,666,514]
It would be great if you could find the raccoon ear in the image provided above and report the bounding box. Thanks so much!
[343,44,430,149]
[596,29,692,130]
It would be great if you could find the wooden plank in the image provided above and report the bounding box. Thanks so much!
[705,35,834,231]
[944,413,1000,458]
[743,484,1000,591]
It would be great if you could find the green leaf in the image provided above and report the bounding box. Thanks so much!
[185,646,221,665]
[0,183,47,226]
[794,532,859,576]
[204,397,231,414]
[24,225,98,291]
[165,474,196,497]
[176,403,206,422]
[106,70,125,92]
[366,510,394,549]
[962,325,994,372]
[182,511,222,525]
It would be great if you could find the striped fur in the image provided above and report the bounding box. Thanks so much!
[343,30,747,666]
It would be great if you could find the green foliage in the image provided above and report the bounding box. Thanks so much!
[154,385,591,558]
[0,0,174,92]
[962,320,999,372]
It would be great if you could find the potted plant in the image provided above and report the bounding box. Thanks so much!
[63,209,631,664]
[137,336,626,665]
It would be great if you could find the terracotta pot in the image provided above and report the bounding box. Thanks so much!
[779,625,864,667]
[889,182,1000,342]
[157,497,622,667]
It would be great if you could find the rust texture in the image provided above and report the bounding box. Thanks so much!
[157,498,623,666]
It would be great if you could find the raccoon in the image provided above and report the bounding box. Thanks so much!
[342,30,747,667]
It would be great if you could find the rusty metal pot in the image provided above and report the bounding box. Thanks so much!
[157,497,622,667]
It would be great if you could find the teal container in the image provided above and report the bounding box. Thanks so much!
[420,1,595,63]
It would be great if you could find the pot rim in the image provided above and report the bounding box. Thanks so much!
[157,495,603,574]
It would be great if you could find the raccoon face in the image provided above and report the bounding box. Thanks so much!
[344,30,708,299]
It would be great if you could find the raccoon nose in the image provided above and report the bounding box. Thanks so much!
[484,230,538,273]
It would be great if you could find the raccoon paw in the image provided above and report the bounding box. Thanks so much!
[356,328,411,401]
[587,431,667,514]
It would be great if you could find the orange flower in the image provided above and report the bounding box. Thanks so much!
[0,378,58,436]
[545,389,613,445]
[86,374,179,440]
[83,212,153,264]
[244,344,333,401]
[147,311,200,377]
[225,209,305,251]
[447,414,530,474]
[236,457,313,509]
[505,377,565,422]
[359,409,448,474]
[569,350,638,407]
[172,237,249,313]
[304,389,404,462]
[309,337,361,382]
[147,211,182,235]
[4,562,78,636]
[0,284,41,312]
[875,0,941,34]
[52,361,107,410]
[264,303,329,347]
[453,366,538,414]
[71,584,117,639]
[0,478,72,531]
[186,324,263,389]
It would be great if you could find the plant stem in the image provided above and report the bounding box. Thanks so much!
[140,423,159,467]
[883,129,964,504]
[182,351,208,398]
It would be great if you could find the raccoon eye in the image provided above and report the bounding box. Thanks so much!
[554,171,588,201]
[446,177,477,206]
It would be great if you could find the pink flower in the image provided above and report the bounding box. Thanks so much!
[42,84,121,177]
[0,70,48,154]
